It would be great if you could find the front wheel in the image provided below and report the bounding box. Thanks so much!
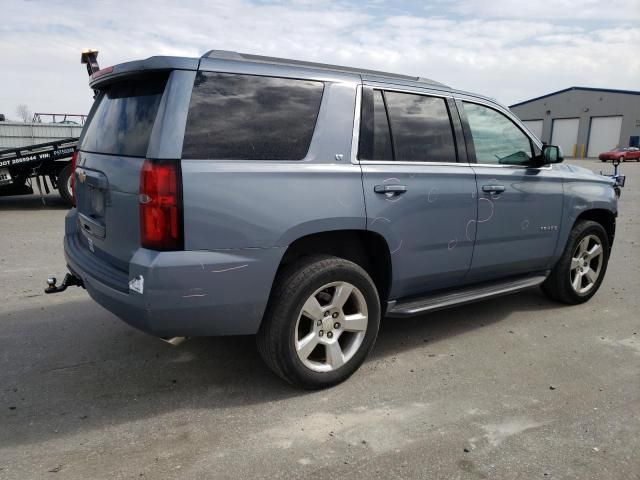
[257,255,381,389]
[542,220,610,304]
[619,156,625,163]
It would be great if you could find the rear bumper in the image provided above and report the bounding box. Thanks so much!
[64,209,284,337]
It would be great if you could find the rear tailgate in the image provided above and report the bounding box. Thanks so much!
[74,72,169,271]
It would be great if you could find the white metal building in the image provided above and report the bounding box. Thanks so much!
[510,87,640,158]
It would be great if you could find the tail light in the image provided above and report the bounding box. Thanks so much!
[90,66,114,80]
[139,159,183,250]
[70,150,78,203]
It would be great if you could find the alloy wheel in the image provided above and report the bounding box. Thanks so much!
[570,234,604,294]
[294,281,368,372]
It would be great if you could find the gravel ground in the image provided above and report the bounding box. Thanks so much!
[0,159,638,479]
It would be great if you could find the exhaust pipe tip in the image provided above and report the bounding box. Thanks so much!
[161,336,187,346]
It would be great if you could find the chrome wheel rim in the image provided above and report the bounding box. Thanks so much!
[294,281,368,373]
[570,234,604,294]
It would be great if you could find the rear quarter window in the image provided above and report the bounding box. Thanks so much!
[80,73,168,157]
[182,72,324,160]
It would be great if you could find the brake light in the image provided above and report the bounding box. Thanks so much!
[139,160,183,250]
[70,150,78,204]
[90,66,114,80]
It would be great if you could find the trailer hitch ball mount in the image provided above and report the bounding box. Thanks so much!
[45,273,84,294]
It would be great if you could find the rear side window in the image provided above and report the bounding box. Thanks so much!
[384,92,457,162]
[182,73,324,160]
[359,89,457,162]
[81,73,168,157]
[371,90,394,160]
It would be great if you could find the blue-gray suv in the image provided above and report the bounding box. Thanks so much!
[51,51,619,388]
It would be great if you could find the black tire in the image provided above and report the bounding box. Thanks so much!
[57,163,74,206]
[542,220,610,304]
[257,255,381,389]
[619,156,625,163]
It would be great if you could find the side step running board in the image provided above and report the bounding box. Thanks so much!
[387,273,548,318]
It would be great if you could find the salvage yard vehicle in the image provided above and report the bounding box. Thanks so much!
[46,51,622,388]
[0,137,76,206]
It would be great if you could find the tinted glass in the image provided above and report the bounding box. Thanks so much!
[81,74,168,157]
[463,102,533,165]
[370,90,393,160]
[182,73,324,160]
[384,92,457,162]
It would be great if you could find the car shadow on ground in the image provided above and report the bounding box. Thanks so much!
[0,288,563,448]
[0,193,69,211]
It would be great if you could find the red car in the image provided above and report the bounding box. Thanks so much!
[599,147,640,162]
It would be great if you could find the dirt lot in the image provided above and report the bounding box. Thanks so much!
[1,159,638,479]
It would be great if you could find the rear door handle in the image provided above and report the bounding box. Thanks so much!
[482,184,505,194]
[374,184,407,195]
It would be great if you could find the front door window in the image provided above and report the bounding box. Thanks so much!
[463,102,533,166]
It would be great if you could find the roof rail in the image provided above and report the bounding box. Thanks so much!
[201,50,447,87]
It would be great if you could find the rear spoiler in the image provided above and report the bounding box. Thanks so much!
[88,56,199,89]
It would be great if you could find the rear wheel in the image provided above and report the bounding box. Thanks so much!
[619,156,625,163]
[57,163,73,206]
[542,220,610,304]
[257,255,380,389]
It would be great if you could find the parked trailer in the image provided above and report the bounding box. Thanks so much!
[0,137,77,205]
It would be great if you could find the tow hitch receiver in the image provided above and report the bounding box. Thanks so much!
[45,273,84,294]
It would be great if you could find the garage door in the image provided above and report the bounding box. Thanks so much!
[522,120,543,141]
[551,118,579,157]
[587,116,623,158]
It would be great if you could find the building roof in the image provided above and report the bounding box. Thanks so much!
[509,86,640,108]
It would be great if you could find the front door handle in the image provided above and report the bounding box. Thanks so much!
[374,184,407,195]
[482,184,505,194]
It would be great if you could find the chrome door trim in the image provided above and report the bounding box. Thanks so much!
[473,163,553,170]
[362,83,455,101]
[350,85,362,165]
[359,160,469,167]
[351,82,551,169]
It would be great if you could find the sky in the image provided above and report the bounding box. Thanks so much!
[1,0,639,121]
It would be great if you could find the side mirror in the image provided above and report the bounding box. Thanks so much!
[541,145,563,164]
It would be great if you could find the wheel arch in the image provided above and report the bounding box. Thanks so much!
[575,208,616,246]
[276,229,393,308]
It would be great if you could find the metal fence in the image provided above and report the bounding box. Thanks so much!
[0,122,83,149]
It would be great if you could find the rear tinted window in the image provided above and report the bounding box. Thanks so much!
[384,92,457,162]
[370,90,394,160]
[182,72,324,160]
[81,74,168,157]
